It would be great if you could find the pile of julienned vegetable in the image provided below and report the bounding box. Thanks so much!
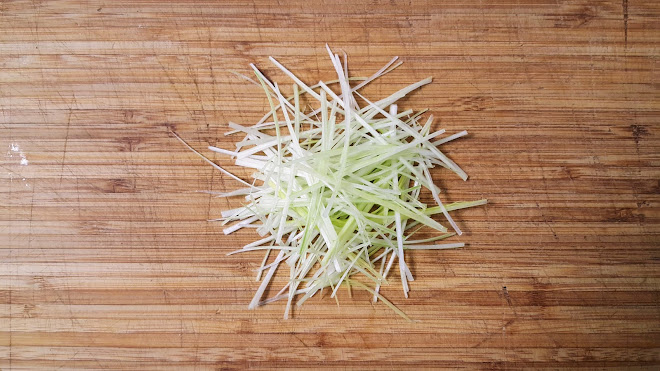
[178,45,486,320]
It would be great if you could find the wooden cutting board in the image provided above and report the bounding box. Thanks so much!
[2,0,658,369]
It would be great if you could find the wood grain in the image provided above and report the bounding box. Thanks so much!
[1,0,659,369]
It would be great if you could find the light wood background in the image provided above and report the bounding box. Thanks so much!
[1,0,659,369]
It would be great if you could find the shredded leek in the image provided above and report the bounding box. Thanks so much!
[178,45,486,320]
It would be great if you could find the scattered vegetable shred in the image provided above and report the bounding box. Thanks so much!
[177,45,486,320]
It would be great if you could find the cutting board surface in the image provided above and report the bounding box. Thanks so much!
[2,0,659,369]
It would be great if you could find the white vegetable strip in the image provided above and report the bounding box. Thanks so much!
[223,215,259,235]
